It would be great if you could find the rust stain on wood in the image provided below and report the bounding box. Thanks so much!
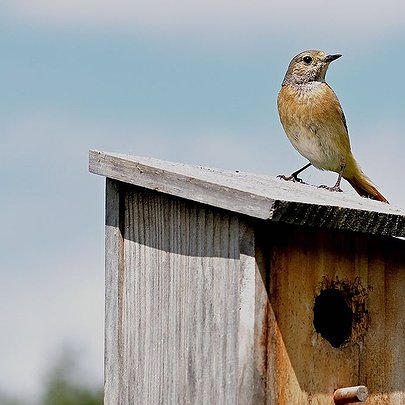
[258,299,270,377]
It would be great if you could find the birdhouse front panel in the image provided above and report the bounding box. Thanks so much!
[259,224,405,404]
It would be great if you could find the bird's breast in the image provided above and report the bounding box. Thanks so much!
[278,82,335,130]
[277,82,351,171]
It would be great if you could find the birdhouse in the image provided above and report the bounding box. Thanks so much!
[89,150,405,405]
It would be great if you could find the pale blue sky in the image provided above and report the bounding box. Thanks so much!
[1,1,405,401]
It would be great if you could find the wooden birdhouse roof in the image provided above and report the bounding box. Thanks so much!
[89,150,405,237]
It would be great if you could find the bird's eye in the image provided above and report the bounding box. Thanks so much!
[303,56,312,64]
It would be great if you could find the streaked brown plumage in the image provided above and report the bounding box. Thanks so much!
[277,50,388,203]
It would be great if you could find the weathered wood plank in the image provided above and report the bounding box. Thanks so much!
[89,150,405,237]
[106,187,260,404]
[362,236,405,404]
[89,149,276,220]
[237,221,257,403]
[104,179,123,405]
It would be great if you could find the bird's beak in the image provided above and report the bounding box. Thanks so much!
[325,54,342,63]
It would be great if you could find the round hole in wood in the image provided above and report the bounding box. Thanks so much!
[313,288,353,348]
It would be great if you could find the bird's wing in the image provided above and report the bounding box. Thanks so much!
[340,108,348,134]
[324,83,351,151]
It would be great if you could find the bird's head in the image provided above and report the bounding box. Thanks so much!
[282,50,341,85]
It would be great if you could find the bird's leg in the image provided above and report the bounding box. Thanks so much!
[318,164,344,192]
[278,162,312,183]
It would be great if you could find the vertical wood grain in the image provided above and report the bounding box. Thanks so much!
[104,179,124,405]
[105,186,258,404]
[361,237,405,404]
[237,221,256,403]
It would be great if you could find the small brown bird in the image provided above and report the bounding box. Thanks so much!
[277,50,388,203]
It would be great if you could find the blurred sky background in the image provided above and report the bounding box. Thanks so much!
[1,0,405,402]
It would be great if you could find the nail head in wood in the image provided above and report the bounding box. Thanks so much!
[334,386,368,403]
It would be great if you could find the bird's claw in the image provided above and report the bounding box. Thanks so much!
[277,174,306,184]
[318,184,343,193]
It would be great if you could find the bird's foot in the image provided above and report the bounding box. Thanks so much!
[318,184,343,193]
[277,174,306,184]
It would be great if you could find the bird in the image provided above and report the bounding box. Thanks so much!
[277,50,388,203]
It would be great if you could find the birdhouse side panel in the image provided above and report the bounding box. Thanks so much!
[104,182,259,404]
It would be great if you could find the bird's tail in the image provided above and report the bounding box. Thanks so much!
[346,171,389,203]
